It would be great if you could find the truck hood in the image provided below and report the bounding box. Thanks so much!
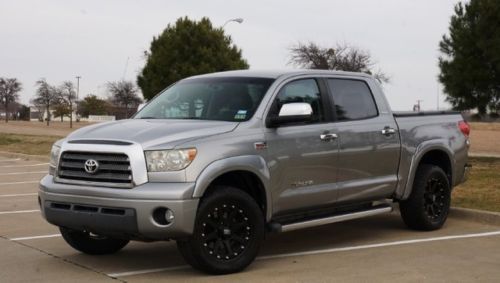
[67,119,239,149]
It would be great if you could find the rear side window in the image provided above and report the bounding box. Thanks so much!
[327,79,378,121]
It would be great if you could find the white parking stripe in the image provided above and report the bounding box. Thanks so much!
[107,230,500,278]
[10,234,61,241]
[0,193,37,198]
[0,181,40,186]
[0,163,49,168]
[108,266,190,278]
[259,230,500,260]
[0,209,39,215]
[0,158,21,162]
[0,171,46,176]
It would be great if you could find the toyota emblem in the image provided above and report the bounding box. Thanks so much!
[84,159,99,174]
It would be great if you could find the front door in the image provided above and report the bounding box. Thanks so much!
[265,78,339,215]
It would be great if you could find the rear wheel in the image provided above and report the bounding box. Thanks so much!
[400,164,451,231]
[60,227,129,255]
[177,186,265,274]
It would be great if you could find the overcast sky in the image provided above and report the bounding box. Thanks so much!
[1,0,460,110]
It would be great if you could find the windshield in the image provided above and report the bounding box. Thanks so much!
[135,77,275,122]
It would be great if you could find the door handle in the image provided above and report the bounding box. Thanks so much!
[381,127,396,136]
[320,133,338,141]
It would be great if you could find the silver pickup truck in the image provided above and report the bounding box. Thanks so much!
[39,70,470,274]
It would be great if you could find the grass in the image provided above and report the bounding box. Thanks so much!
[0,133,59,156]
[0,133,498,212]
[452,157,500,212]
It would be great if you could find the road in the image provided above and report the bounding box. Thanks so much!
[0,156,499,282]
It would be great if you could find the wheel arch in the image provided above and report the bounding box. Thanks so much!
[400,141,454,200]
[193,155,272,221]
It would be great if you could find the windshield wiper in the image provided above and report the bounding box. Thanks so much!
[138,116,158,119]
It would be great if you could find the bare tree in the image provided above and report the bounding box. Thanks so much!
[289,42,389,84]
[58,81,77,128]
[33,79,58,126]
[107,80,142,118]
[0,78,22,122]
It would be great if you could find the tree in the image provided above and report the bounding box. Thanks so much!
[0,77,22,122]
[289,42,389,84]
[439,0,500,116]
[33,79,58,126]
[57,81,77,128]
[107,80,142,118]
[77,94,108,118]
[137,17,249,100]
[52,103,71,122]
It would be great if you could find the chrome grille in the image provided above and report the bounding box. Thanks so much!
[57,151,132,187]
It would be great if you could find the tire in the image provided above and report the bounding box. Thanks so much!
[400,164,451,231]
[177,186,265,274]
[60,227,129,255]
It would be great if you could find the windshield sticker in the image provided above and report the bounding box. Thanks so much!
[234,110,247,120]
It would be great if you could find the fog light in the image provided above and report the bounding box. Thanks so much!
[152,207,174,226]
[165,209,175,222]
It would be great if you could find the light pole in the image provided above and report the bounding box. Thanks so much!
[76,76,81,122]
[222,18,244,28]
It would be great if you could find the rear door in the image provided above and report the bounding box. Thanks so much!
[325,78,400,204]
[264,78,339,215]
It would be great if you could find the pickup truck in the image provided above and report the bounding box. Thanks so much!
[39,70,470,274]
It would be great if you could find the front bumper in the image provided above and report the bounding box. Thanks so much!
[38,175,199,240]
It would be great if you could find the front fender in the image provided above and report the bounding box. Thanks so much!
[192,155,272,221]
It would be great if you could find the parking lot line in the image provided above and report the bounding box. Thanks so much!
[0,158,21,162]
[0,171,46,176]
[0,181,40,186]
[106,230,500,278]
[10,234,61,241]
[107,266,190,278]
[0,163,49,168]
[0,193,38,198]
[0,209,40,215]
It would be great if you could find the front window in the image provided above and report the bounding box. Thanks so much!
[135,77,275,122]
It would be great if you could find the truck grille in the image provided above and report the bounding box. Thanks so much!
[57,151,132,187]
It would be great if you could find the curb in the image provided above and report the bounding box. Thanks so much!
[0,151,49,162]
[450,207,500,227]
[469,153,500,158]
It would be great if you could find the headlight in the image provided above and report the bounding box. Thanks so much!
[49,145,61,175]
[145,148,197,172]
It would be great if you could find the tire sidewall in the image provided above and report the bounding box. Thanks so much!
[187,187,265,274]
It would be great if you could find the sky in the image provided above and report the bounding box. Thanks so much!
[0,0,461,111]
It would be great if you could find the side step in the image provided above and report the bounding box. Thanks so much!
[271,204,393,233]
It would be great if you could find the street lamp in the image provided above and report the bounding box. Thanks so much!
[222,18,244,28]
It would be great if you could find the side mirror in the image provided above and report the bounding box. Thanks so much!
[266,103,313,128]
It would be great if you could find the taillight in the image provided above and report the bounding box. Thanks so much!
[458,121,470,137]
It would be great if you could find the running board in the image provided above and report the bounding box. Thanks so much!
[275,205,393,233]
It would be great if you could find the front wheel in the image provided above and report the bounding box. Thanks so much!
[177,186,265,274]
[60,227,129,255]
[400,164,451,231]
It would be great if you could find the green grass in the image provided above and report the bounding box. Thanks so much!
[0,133,59,156]
[452,157,500,212]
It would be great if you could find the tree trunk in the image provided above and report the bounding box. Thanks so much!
[4,102,8,123]
[46,104,50,126]
[69,102,73,128]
